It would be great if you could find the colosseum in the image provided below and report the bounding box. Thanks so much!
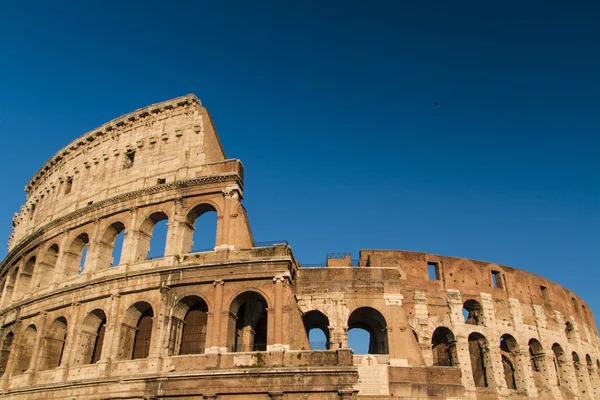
[0,94,597,400]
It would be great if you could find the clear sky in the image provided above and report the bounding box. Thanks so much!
[1,1,599,327]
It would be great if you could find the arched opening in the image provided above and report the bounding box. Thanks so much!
[97,222,126,270]
[0,332,14,376]
[184,204,218,253]
[169,296,209,355]
[14,325,36,374]
[118,302,154,360]
[463,299,482,325]
[40,317,68,370]
[3,267,19,305]
[73,309,107,365]
[528,338,548,389]
[347,307,388,355]
[227,292,268,352]
[18,256,36,295]
[552,343,569,387]
[37,244,59,288]
[500,334,522,390]
[565,322,576,345]
[136,212,168,260]
[468,332,493,388]
[431,327,458,366]
[302,310,330,350]
[585,354,598,396]
[64,233,89,276]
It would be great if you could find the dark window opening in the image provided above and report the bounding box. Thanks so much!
[132,308,153,359]
[491,270,503,289]
[428,262,440,280]
[572,297,579,313]
[90,323,106,363]
[540,286,549,304]
[157,178,166,184]
[29,203,36,219]
[64,177,73,195]
[123,151,135,169]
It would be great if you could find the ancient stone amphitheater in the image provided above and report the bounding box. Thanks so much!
[0,94,598,400]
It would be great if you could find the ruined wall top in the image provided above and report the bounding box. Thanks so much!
[9,94,238,250]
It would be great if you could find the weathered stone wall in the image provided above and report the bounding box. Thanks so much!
[0,95,597,399]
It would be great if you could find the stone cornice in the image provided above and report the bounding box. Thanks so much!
[25,94,201,194]
[2,172,241,273]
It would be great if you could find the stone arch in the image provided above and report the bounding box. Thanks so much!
[37,243,59,288]
[40,317,68,370]
[347,306,388,355]
[500,334,524,390]
[18,256,36,295]
[302,310,330,350]
[96,221,126,270]
[0,331,14,376]
[64,232,90,276]
[431,327,457,366]
[552,343,569,388]
[3,267,19,305]
[468,332,494,388]
[14,324,36,374]
[528,338,548,390]
[182,202,220,253]
[135,211,169,261]
[118,301,154,360]
[463,299,482,325]
[169,295,209,355]
[227,291,268,352]
[73,309,107,365]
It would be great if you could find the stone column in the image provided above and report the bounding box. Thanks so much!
[98,294,121,376]
[165,198,184,257]
[82,219,102,277]
[53,232,73,281]
[267,275,287,351]
[215,189,235,250]
[26,312,48,385]
[0,322,20,389]
[207,280,225,353]
[338,389,357,399]
[454,335,475,389]
[58,303,81,381]
[120,208,139,265]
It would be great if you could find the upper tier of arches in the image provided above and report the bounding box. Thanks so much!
[10,94,231,251]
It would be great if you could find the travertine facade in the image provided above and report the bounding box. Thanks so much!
[0,95,598,399]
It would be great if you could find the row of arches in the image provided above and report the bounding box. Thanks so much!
[0,290,272,378]
[429,326,600,394]
[0,204,218,307]
[302,307,389,354]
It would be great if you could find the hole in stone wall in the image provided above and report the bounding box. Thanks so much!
[64,177,73,195]
[491,270,503,289]
[123,151,135,169]
[427,262,440,280]
[463,299,482,325]
[157,178,166,184]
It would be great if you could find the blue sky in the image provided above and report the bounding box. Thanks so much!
[1,0,599,335]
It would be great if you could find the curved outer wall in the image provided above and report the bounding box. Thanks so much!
[0,95,597,400]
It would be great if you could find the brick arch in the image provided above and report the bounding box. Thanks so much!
[225,287,274,314]
[14,324,37,375]
[134,210,170,261]
[118,301,155,360]
[169,295,210,355]
[227,290,269,352]
[170,291,213,316]
[40,316,68,370]
[0,329,15,377]
[64,230,91,276]
[347,306,389,355]
[181,202,220,253]
[73,309,108,365]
